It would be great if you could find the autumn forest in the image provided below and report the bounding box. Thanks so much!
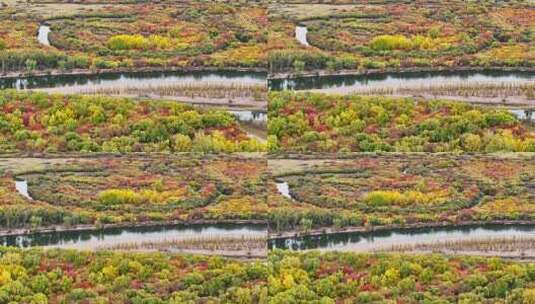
[1,0,535,303]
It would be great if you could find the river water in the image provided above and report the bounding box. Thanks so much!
[0,70,267,91]
[1,223,267,249]
[269,224,535,252]
[14,179,32,200]
[37,25,51,46]
[269,70,535,92]
[295,25,309,46]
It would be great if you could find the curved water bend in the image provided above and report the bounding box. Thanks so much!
[37,25,51,46]
[295,25,309,46]
[14,179,32,200]
[1,223,267,249]
[269,224,535,251]
[269,70,535,92]
[275,182,293,200]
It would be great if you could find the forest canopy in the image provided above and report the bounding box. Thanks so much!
[268,92,535,153]
[0,90,265,153]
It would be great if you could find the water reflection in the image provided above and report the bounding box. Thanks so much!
[1,223,267,249]
[0,70,267,90]
[269,70,535,92]
[269,224,535,251]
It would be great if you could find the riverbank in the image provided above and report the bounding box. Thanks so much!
[100,236,267,258]
[338,92,535,107]
[0,219,267,238]
[268,220,535,240]
[241,123,268,143]
[132,248,266,259]
[0,152,266,160]
[385,250,535,262]
[0,66,268,80]
[380,236,535,260]
[34,91,268,111]
[269,66,535,80]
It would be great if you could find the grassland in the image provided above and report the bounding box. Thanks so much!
[102,236,267,258]
[385,236,535,258]
[268,153,535,233]
[0,154,268,231]
[0,1,269,75]
[317,82,535,108]
[268,1,535,74]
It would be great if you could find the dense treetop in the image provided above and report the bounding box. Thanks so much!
[0,90,265,153]
[268,92,535,153]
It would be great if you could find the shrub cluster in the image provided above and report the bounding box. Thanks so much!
[0,90,265,153]
[268,92,535,153]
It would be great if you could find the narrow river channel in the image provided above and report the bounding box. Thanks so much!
[0,70,267,91]
[275,181,293,200]
[14,179,32,200]
[37,25,51,46]
[295,25,309,46]
[1,223,267,249]
[269,70,535,92]
[269,224,535,252]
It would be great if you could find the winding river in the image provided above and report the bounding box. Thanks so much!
[275,181,293,200]
[268,224,535,252]
[37,25,51,46]
[269,70,535,92]
[0,70,267,91]
[14,179,32,200]
[6,178,267,250]
[1,223,267,249]
[295,25,309,46]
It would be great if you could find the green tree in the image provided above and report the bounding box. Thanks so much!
[25,59,37,73]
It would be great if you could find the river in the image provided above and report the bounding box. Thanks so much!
[269,70,535,92]
[269,224,535,252]
[0,70,267,91]
[1,223,267,250]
